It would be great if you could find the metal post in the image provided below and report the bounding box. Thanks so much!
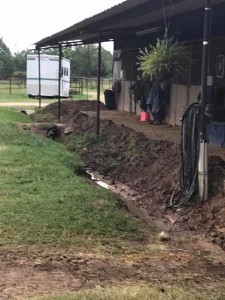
[58,44,63,122]
[198,0,212,201]
[38,48,42,108]
[96,33,102,136]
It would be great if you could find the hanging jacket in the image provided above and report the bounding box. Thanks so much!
[146,83,166,113]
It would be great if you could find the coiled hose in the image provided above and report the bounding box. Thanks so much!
[167,103,200,208]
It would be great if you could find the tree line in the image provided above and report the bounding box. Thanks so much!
[0,38,113,78]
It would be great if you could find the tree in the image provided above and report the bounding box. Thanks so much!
[0,38,15,75]
[13,50,27,75]
[63,45,113,77]
[0,42,113,77]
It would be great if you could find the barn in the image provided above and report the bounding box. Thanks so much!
[35,0,225,125]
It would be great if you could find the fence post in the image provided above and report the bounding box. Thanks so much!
[81,78,84,95]
[9,77,12,94]
[87,78,89,100]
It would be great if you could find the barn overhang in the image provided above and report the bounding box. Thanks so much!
[35,0,225,49]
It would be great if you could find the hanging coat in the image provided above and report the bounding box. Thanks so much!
[146,83,166,113]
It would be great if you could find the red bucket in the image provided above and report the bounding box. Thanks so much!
[140,112,150,122]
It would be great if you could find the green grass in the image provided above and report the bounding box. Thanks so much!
[34,285,225,300]
[0,107,31,123]
[0,108,143,245]
[0,89,90,103]
[0,90,29,101]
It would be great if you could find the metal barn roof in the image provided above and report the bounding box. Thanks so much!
[35,0,225,48]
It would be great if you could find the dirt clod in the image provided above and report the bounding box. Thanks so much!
[159,231,170,241]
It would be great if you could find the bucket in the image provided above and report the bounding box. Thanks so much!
[104,89,116,110]
[140,112,150,122]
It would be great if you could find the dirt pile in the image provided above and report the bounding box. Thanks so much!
[32,103,225,249]
[34,100,107,122]
[66,111,180,194]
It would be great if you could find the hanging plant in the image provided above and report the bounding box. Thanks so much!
[137,38,192,82]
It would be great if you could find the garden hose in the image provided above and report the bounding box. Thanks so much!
[167,103,200,208]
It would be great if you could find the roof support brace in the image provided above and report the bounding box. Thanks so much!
[38,48,42,109]
[58,44,63,122]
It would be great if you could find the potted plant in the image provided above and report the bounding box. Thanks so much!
[137,38,192,124]
[137,38,191,82]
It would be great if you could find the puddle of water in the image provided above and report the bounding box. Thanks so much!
[97,181,109,190]
[85,170,164,230]
[86,171,109,190]
[86,171,102,181]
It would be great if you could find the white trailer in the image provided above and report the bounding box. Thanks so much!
[27,54,70,98]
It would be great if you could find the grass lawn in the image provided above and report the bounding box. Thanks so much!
[0,108,143,245]
[0,83,108,105]
[0,90,89,103]
[34,285,225,300]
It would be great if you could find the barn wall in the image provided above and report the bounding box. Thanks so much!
[115,80,200,125]
[113,36,225,125]
[166,84,201,125]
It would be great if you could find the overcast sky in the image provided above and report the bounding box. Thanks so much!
[1,0,124,54]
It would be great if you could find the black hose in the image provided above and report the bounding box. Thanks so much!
[167,103,200,208]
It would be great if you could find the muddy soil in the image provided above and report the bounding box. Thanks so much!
[1,239,225,299]
[34,100,107,122]
[31,102,225,251]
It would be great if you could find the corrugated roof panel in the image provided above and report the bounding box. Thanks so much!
[35,0,225,48]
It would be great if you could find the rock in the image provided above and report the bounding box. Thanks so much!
[64,127,74,135]
[211,232,218,238]
[159,231,170,242]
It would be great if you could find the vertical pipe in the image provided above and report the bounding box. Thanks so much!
[200,0,211,132]
[198,0,212,201]
[38,48,42,109]
[96,33,102,136]
[58,44,62,122]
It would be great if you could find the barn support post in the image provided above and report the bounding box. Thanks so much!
[96,33,102,136]
[58,44,63,122]
[38,48,42,108]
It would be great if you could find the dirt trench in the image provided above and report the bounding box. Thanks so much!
[29,101,225,249]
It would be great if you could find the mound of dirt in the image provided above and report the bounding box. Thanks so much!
[34,100,107,122]
[32,104,225,250]
[65,111,225,249]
